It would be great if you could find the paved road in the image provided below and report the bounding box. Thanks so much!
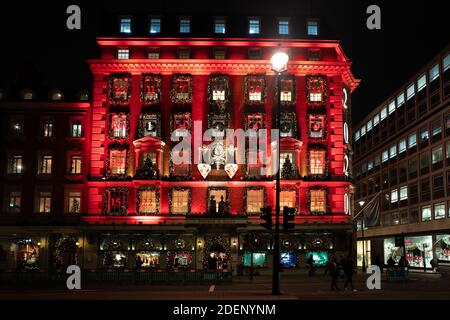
[0,271,449,300]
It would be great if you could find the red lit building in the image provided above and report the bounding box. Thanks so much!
[0,14,359,273]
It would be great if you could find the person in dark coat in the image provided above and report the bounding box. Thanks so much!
[325,256,340,291]
[343,255,357,292]
[307,254,315,277]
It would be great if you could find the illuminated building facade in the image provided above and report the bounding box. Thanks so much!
[354,47,450,269]
[0,14,358,273]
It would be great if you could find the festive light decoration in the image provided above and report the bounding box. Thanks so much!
[306,75,327,105]
[207,74,231,112]
[224,163,238,179]
[141,74,162,105]
[109,73,132,105]
[197,163,212,179]
[171,74,193,104]
[244,74,266,105]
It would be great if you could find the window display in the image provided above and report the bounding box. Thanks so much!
[109,73,131,105]
[138,113,160,138]
[135,252,160,268]
[308,114,326,139]
[436,235,450,262]
[14,239,40,270]
[103,251,128,268]
[141,74,161,104]
[305,251,328,266]
[280,251,297,267]
[167,252,193,269]
[356,240,371,268]
[384,236,433,267]
[244,75,266,104]
[243,252,266,267]
[171,75,192,104]
[306,76,327,103]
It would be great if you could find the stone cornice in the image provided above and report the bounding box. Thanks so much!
[88,59,360,92]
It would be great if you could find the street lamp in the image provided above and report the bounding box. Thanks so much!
[271,50,289,295]
[359,200,366,272]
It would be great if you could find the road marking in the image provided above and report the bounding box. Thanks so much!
[208,285,215,292]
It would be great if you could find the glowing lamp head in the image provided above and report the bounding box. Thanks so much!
[359,201,366,207]
[271,51,289,73]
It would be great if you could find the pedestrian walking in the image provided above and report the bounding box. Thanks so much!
[307,254,315,277]
[343,254,357,292]
[324,256,340,291]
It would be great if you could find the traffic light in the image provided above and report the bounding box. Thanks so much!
[260,206,272,230]
[283,206,295,231]
[395,233,405,247]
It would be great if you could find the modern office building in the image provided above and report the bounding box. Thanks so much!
[0,14,358,274]
[353,47,450,269]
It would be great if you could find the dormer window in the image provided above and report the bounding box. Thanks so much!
[117,48,129,59]
[149,17,161,34]
[214,17,226,34]
[278,19,289,35]
[307,20,319,36]
[248,18,260,34]
[179,18,191,33]
[120,17,132,34]
[177,47,191,59]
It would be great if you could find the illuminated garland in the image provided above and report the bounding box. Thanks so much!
[306,113,327,140]
[244,74,266,106]
[280,112,298,139]
[306,75,328,105]
[107,112,130,140]
[202,235,232,270]
[277,74,296,106]
[141,74,162,105]
[171,74,193,104]
[102,187,129,216]
[280,186,299,213]
[307,187,330,215]
[53,236,78,267]
[306,144,329,178]
[105,142,130,179]
[109,73,132,106]
[136,187,160,215]
[244,187,266,216]
[137,112,161,139]
[168,187,191,215]
[170,112,192,133]
[207,74,231,113]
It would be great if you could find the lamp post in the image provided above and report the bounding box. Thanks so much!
[270,51,289,295]
[358,200,366,272]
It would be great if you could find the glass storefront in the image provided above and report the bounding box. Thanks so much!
[356,240,371,267]
[14,239,40,270]
[435,235,450,262]
[384,235,433,268]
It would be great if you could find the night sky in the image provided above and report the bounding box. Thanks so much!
[0,0,447,124]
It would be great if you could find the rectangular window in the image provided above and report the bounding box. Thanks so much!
[307,20,319,35]
[420,128,429,142]
[388,100,396,114]
[214,18,226,34]
[309,150,326,175]
[110,150,126,175]
[308,49,321,61]
[120,18,132,34]
[380,107,387,120]
[179,18,191,33]
[71,120,82,137]
[432,120,442,136]
[8,155,23,174]
[417,74,427,92]
[360,125,366,137]
[249,18,260,34]
[421,206,432,221]
[444,53,450,72]
[43,120,54,137]
[400,186,408,201]
[280,190,296,209]
[367,160,374,171]
[382,150,389,163]
[310,189,326,213]
[407,83,415,100]
[105,188,128,215]
[111,114,128,138]
[389,144,397,158]
[420,153,429,169]
[172,189,189,214]
[39,155,53,174]
[392,212,399,225]
[397,92,405,107]
[447,142,450,159]
[246,188,264,214]
[8,191,21,213]
[373,114,380,127]
[69,155,82,174]
[278,19,289,35]
[429,64,440,82]
[139,189,157,214]
[374,154,381,167]
[434,202,445,219]
[177,48,191,59]
[391,189,398,203]
[408,133,417,148]
[355,130,360,141]
[38,192,52,213]
[213,47,226,60]
[117,48,129,59]
[366,119,373,132]
[147,48,160,59]
[67,192,81,214]
[399,139,407,154]
[149,18,161,34]
[248,48,262,60]
[432,146,443,164]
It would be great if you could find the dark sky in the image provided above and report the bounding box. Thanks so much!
[0,0,448,124]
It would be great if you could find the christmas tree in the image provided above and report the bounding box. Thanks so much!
[281,154,294,179]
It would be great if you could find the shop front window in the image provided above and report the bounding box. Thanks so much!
[14,240,40,270]
[405,236,433,268]
[436,235,450,262]
[357,240,371,268]
[246,188,264,214]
